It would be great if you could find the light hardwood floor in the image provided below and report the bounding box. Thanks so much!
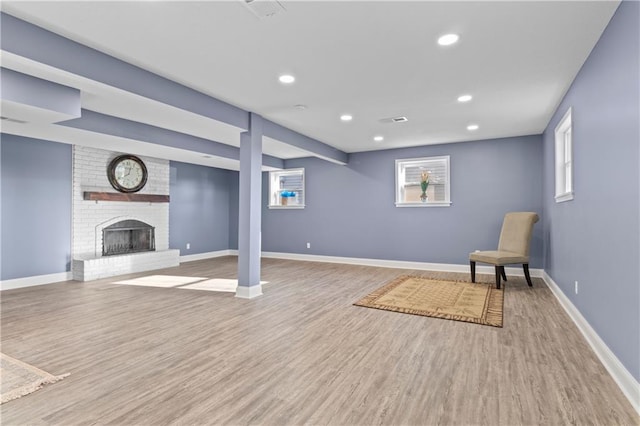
[1,257,637,425]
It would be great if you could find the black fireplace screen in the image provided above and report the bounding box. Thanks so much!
[102,220,155,256]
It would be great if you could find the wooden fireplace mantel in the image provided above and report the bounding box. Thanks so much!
[83,192,170,203]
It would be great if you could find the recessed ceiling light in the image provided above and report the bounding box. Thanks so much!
[467,124,479,131]
[278,74,295,84]
[457,94,472,103]
[294,104,307,110]
[374,136,384,142]
[438,34,459,46]
[340,114,353,122]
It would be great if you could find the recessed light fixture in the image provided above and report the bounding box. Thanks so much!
[340,114,353,122]
[294,104,307,110]
[467,124,479,131]
[278,74,295,84]
[374,136,384,142]
[457,94,472,103]
[438,33,459,46]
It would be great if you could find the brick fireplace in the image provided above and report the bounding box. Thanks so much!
[71,146,179,281]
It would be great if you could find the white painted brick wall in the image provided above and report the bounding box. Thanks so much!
[72,249,180,281]
[72,146,171,279]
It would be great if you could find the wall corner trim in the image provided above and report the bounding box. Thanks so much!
[0,271,73,291]
[542,271,640,415]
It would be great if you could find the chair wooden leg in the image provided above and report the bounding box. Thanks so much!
[500,266,507,282]
[494,266,501,289]
[470,261,476,283]
[523,263,533,287]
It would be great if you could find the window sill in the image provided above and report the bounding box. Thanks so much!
[268,205,305,209]
[555,192,574,203]
[395,201,452,208]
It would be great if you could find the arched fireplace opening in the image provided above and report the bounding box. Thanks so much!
[102,220,155,256]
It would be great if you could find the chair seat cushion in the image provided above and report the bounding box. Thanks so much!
[469,250,529,265]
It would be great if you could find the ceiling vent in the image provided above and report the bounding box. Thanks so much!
[379,116,408,124]
[243,0,286,19]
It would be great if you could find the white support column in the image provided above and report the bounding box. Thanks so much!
[236,113,263,299]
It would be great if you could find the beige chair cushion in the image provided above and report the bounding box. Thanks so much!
[497,212,539,256]
[469,212,539,266]
[469,250,529,266]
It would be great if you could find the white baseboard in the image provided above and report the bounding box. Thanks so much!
[235,283,262,299]
[0,271,73,291]
[261,251,544,278]
[179,249,238,263]
[542,271,640,415]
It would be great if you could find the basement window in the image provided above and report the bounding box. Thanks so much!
[555,107,573,203]
[269,168,305,209]
[395,156,451,207]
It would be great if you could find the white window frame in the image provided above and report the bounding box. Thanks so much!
[554,107,574,203]
[395,155,451,207]
[268,168,305,209]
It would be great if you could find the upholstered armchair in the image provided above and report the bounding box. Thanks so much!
[470,212,539,289]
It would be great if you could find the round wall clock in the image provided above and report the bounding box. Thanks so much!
[107,154,148,193]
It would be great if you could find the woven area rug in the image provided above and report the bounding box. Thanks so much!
[1,353,69,404]
[354,276,504,327]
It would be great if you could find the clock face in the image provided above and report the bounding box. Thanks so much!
[115,159,143,189]
[107,155,148,193]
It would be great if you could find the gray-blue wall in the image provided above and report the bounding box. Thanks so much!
[1,134,72,280]
[169,161,235,255]
[228,171,240,251]
[542,1,639,381]
[262,135,543,267]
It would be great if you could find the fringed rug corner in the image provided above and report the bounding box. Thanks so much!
[1,353,70,404]
[354,275,504,327]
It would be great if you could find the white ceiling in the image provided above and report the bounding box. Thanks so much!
[1,0,619,160]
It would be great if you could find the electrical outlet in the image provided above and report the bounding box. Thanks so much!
[306,242,311,249]
[186,243,191,250]
[575,281,578,294]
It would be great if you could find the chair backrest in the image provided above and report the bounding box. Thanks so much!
[497,212,539,256]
